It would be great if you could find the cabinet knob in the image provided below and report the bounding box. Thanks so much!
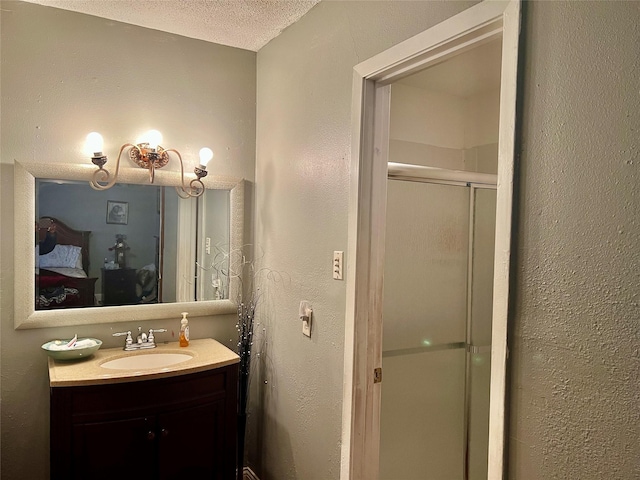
[147,431,156,441]
[161,428,169,438]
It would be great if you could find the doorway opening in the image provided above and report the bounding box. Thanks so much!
[380,38,501,479]
[342,2,521,479]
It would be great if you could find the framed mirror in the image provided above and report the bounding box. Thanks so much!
[14,161,244,329]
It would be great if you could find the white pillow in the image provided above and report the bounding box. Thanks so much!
[75,250,84,270]
[39,244,82,269]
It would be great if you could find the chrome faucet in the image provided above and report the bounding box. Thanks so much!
[113,326,167,351]
[136,326,148,344]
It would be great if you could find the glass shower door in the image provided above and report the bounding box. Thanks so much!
[466,187,496,479]
[379,179,496,480]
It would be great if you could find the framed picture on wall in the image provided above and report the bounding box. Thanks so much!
[106,200,128,225]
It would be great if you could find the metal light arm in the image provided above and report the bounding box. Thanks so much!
[90,143,135,191]
[166,148,208,199]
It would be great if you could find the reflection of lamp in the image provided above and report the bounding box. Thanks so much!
[86,131,213,199]
[108,234,130,269]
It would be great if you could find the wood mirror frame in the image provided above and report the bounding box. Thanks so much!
[14,161,244,329]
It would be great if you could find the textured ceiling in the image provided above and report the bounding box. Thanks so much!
[21,0,321,51]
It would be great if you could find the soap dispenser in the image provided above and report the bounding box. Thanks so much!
[179,312,190,347]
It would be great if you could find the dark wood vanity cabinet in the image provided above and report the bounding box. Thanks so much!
[50,365,238,480]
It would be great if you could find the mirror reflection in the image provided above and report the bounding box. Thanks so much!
[35,180,230,310]
[15,161,243,329]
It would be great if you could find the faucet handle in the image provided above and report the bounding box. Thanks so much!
[112,331,133,345]
[148,328,167,344]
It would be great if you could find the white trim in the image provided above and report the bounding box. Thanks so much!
[341,71,376,480]
[488,0,521,476]
[14,161,244,329]
[176,195,197,302]
[341,1,521,478]
[353,2,508,82]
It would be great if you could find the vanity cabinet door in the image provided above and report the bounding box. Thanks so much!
[157,399,228,480]
[72,416,156,480]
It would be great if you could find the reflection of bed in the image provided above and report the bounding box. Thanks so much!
[36,217,98,309]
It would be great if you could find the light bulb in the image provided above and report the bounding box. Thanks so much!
[86,132,104,156]
[144,129,163,150]
[199,147,213,168]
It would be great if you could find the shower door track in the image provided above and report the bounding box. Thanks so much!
[388,162,498,189]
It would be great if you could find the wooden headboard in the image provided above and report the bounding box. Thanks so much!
[38,217,91,274]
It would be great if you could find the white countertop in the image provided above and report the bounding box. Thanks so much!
[48,338,239,387]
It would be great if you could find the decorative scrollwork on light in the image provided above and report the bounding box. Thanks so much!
[86,131,213,198]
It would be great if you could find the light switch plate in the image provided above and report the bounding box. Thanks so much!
[333,251,343,280]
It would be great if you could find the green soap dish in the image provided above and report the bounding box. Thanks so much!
[42,338,102,360]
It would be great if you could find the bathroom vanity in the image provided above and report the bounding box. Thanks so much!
[48,338,239,480]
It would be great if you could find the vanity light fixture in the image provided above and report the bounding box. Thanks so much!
[86,130,213,199]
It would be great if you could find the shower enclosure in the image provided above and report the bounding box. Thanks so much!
[379,163,496,480]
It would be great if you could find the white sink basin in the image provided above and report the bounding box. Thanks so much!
[100,353,193,370]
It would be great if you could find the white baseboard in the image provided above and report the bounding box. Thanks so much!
[243,466,260,480]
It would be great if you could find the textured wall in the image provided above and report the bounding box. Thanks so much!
[509,1,639,478]
[254,1,477,479]
[255,1,639,479]
[0,2,255,478]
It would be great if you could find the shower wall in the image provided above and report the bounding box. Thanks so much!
[389,82,500,174]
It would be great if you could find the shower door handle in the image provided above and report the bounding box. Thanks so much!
[466,344,491,354]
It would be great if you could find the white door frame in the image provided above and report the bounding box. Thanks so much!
[341,1,521,479]
[176,197,197,302]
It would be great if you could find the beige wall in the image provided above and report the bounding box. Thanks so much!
[0,2,255,478]
[391,83,467,149]
[255,1,638,479]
